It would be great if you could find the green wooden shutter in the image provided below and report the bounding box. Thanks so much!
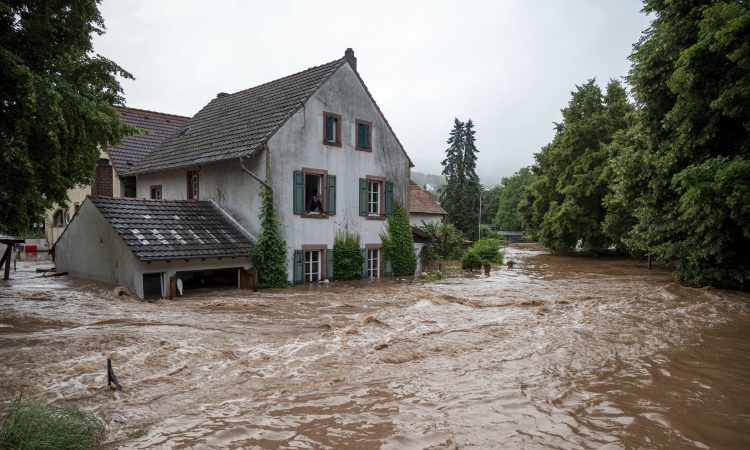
[293,171,304,214]
[361,249,368,279]
[367,124,371,148]
[359,178,368,216]
[326,116,335,142]
[293,250,304,284]
[326,249,334,280]
[326,175,336,216]
[385,257,393,278]
[385,181,394,216]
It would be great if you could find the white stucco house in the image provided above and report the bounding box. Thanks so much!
[56,49,414,293]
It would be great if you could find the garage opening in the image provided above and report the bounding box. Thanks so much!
[143,273,163,299]
[175,268,239,293]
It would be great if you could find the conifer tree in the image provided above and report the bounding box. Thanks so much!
[440,118,482,240]
[461,119,481,239]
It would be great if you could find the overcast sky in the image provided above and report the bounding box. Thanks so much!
[93,0,651,185]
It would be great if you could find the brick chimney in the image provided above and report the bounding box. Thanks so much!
[345,48,357,71]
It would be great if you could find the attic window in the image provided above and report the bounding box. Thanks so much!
[323,112,341,147]
[356,119,372,151]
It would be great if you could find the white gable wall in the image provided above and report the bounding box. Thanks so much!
[269,63,411,280]
[55,200,139,290]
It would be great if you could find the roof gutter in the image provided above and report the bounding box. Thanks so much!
[239,156,271,191]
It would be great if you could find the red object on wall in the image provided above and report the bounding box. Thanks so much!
[24,245,37,252]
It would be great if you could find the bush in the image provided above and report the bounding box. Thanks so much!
[0,395,105,450]
[416,272,445,281]
[381,205,417,276]
[462,239,504,272]
[420,222,465,265]
[333,230,364,280]
[479,224,504,241]
[461,250,482,271]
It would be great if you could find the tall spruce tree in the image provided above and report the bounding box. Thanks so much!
[440,118,482,240]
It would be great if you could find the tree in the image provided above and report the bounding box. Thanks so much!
[440,118,482,239]
[0,0,135,234]
[526,79,633,253]
[607,0,750,288]
[494,167,536,231]
[253,187,289,288]
[419,221,464,267]
[481,185,502,225]
[380,205,417,276]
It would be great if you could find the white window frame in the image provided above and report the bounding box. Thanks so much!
[304,250,321,282]
[367,248,380,278]
[367,181,380,215]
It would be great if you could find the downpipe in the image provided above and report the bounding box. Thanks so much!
[239,156,271,191]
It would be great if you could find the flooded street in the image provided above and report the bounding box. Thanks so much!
[1,245,749,449]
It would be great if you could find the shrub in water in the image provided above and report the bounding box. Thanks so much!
[333,230,364,280]
[0,395,105,450]
[381,205,417,276]
[461,250,483,271]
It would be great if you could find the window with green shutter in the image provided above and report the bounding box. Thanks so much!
[359,178,368,216]
[293,250,304,284]
[293,170,304,214]
[326,175,336,216]
[356,120,371,150]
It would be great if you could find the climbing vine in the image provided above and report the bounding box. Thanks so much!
[380,205,417,276]
[253,186,289,288]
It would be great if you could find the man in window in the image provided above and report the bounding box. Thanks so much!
[307,191,323,213]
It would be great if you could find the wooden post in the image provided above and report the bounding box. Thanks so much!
[1,245,10,280]
[107,358,123,392]
[169,276,177,299]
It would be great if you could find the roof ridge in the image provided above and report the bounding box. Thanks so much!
[221,57,345,99]
[115,105,190,121]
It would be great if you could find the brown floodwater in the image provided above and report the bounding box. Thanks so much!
[1,245,749,449]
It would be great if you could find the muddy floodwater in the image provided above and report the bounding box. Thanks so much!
[1,245,749,449]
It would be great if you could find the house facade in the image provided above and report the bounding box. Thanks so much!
[129,49,413,284]
[44,107,189,245]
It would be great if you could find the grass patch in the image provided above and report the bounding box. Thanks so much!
[126,428,148,440]
[0,395,105,450]
[416,272,445,282]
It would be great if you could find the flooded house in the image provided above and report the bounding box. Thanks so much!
[55,49,413,296]
[409,181,447,226]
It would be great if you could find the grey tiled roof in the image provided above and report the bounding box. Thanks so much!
[89,197,254,261]
[128,58,347,175]
[108,107,190,176]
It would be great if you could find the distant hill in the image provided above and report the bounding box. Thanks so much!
[411,172,446,192]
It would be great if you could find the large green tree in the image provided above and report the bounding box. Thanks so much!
[526,79,634,253]
[494,166,536,231]
[606,0,750,288]
[0,0,134,234]
[440,118,481,239]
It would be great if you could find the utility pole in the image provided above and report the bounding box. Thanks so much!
[478,190,482,240]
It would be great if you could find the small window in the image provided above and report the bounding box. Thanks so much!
[368,180,381,215]
[304,250,321,282]
[52,209,64,227]
[150,185,162,200]
[187,171,199,200]
[367,248,380,278]
[356,120,372,150]
[323,112,341,146]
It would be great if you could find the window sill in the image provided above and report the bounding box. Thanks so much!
[323,141,342,147]
[365,215,386,221]
[301,213,329,219]
[356,146,372,152]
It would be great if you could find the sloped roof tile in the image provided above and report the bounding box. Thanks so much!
[89,197,254,261]
[128,58,346,175]
[108,107,190,176]
[409,181,447,216]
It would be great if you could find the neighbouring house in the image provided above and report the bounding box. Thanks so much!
[54,197,255,299]
[409,181,447,226]
[44,107,190,246]
[57,48,413,293]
